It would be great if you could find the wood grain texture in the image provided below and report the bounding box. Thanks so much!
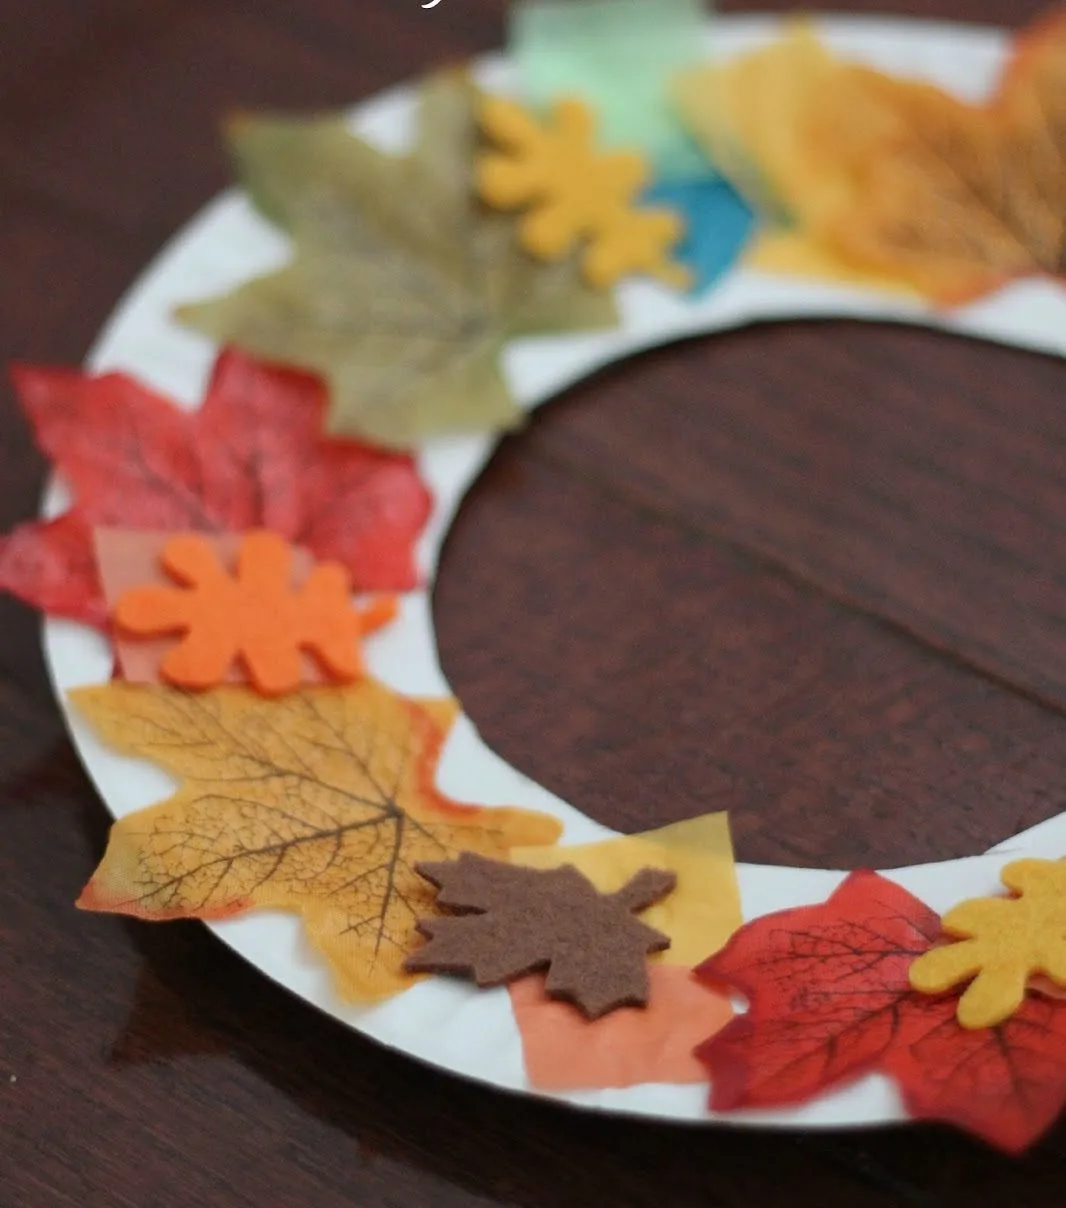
[2,1,1066,1204]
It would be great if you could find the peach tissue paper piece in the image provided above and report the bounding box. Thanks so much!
[510,963,733,1091]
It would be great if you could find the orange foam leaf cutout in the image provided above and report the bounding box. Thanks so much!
[96,528,322,687]
[477,95,689,290]
[509,964,732,1091]
[71,679,563,1003]
[112,530,396,697]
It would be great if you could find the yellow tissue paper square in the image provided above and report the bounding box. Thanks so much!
[513,812,742,967]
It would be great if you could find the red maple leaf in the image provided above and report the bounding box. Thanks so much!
[886,992,1066,1154]
[695,871,940,1109]
[0,350,432,627]
[695,869,1066,1153]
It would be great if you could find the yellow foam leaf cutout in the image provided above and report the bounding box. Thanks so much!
[909,858,1066,1028]
[71,680,562,1002]
[477,95,689,290]
[513,812,741,968]
[675,14,1066,303]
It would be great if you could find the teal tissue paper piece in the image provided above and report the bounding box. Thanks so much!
[510,0,712,182]
[643,176,754,295]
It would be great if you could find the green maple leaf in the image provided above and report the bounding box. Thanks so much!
[178,71,619,449]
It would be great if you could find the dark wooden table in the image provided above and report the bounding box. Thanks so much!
[4,1,1066,1203]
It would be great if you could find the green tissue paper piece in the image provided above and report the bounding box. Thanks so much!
[511,0,712,182]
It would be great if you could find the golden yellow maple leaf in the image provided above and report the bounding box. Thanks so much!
[71,680,562,1002]
[676,13,1066,302]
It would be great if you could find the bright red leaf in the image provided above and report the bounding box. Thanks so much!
[0,350,432,627]
[885,992,1066,1155]
[0,513,103,624]
[695,870,940,1110]
[695,869,1066,1153]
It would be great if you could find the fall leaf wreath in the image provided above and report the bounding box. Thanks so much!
[8,6,1066,1155]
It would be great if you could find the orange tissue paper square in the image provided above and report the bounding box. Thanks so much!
[510,963,732,1092]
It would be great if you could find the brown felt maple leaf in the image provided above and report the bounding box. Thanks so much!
[676,11,1066,302]
[0,350,431,627]
[695,870,1066,1153]
[405,853,676,1018]
[72,680,562,1002]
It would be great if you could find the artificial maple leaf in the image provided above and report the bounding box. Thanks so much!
[0,350,431,627]
[72,680,562,1002]
[695,870,941,1110]
[405,853,676,1018]
[477,95,689,289]
[695,869,1066,1153]
[881,992,1066,1155]
[675,12,1066,303]
[909,858,1066,1028]
[178,71,618,449]
[113,530,396,695]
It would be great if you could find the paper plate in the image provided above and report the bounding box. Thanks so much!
[43,14,1066,1129]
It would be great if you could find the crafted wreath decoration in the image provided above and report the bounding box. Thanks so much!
[7,2,1066,1156]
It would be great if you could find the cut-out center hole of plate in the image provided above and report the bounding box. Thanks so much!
[434,321,1066,868]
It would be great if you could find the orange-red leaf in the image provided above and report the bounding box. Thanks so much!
[883,992,1066,1154]
[696,871,939,1110]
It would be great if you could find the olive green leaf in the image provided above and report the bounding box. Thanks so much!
[178,71,619,449]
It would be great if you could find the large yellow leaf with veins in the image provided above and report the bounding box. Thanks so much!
[72,680,562,1002]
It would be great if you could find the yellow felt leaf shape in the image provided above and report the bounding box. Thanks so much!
[178,71,618,450]
[675,13,1066,303]
[909,859,1066,1029]
[71,681,562,1002]
[477,95,689,290]
[513,812,741,967]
